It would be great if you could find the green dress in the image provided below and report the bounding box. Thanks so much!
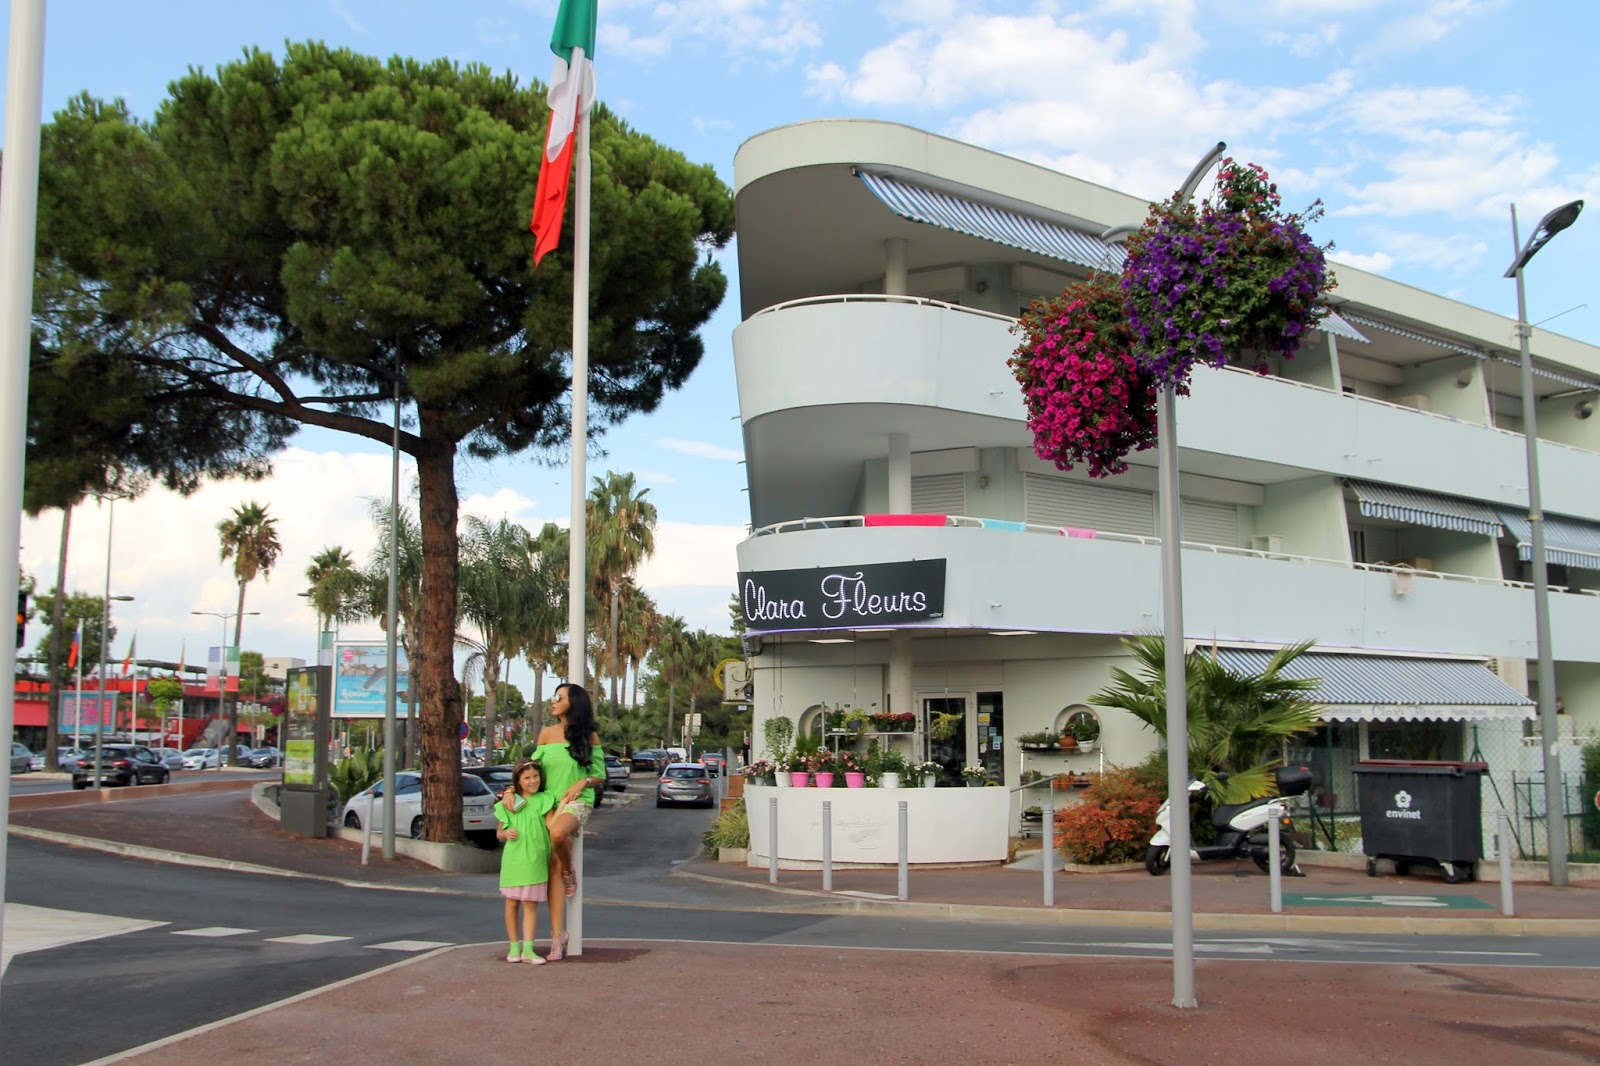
[495,791,557,888]
[533,740,606,807]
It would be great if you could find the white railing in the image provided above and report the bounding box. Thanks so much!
[747,292,1023,325]
[746,513,1600,597]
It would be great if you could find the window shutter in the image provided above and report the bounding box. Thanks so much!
[912,473,966,515]
[1180,498,1239,546]
[1023,474,1154,535]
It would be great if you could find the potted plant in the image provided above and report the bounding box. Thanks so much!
[838,750,866,787]
[786,749,812,788]
[961,765,988,787]
[1020,768,1047,788]
[842,709,872,735]
[1018,729,1060,752]
[930,712,962,743]
[1021,805,1044,822]
[1069,715,1100,753]
[809,747,837,788]
[911,760,941,788]
[743,757,776,786]
[875,749,908,788]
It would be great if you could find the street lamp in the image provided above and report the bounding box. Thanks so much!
[191,609,259,768]
[1504,197,1583,887]
[1102,141,1226,1010]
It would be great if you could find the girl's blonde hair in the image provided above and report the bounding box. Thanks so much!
[513,759,546,796]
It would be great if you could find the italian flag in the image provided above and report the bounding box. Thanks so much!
[530,0,598,265]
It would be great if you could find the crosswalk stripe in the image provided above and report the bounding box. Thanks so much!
[265,934,353,945]
[173,927,257,938]
[367,939,454,952]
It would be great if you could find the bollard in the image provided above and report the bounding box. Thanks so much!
[1267,804,1283,914]
[897,800,909,901]
[1042,781,1055,908]
[361,812,373,866]
[569,832,585,955]
[822,800,832,892]
[1497,808,1515,916]
[768,796,779,885]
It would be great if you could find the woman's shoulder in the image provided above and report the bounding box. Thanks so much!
[536,726,565,744]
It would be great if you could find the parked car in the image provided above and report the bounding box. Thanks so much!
[244,746,284,768]
[656,762,714,808]
[340,771,499,842]
[699,752,727,777]
[182,748,220,769]
[151,747,187,771]
[10,742,31,774]
[630,748,668,773]
[39,746,86,772]
[71,744,172,788]
[462,764,517,793]
[604,754,630,792]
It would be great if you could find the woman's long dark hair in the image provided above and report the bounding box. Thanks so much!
[559,683,596,767]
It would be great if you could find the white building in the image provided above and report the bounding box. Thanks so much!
[730,119,1600,855]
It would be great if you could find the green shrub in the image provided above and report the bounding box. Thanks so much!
[1582,734,1600,853]
[702,800,749,858]
[330,748,385,803]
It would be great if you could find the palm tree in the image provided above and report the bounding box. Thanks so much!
[1089,635,1323,802]
[652,614,690,748]
[586,471,657,711]
[618,584,659,710]
[521,522,569,711]
[305,545,363,640]
[216,500,281,765]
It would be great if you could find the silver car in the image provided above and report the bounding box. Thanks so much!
[10,742,32,774]
[656,762,714,808]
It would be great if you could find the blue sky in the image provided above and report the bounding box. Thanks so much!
[9,0,1599,673]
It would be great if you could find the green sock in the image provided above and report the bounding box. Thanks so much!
[522,940,536,957]
[508,940,521,956]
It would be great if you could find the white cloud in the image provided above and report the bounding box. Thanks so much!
[657,437,743,462]
[1366,0,1503,55]
[633,469,679,485]
[1329,248,1395,273]
[882,0,960,23]
[637,520,743,589]
[691,116,733,136]
[329,0,367,34]
[598,0,823,66]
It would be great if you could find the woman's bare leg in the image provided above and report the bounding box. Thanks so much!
[545,810,580,945]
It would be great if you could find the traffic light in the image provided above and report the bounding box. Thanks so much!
[16,590,27,649]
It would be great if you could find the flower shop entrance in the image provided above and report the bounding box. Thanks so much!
[922,690,1004,785]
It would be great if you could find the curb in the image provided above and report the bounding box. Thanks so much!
[11,778,257,811]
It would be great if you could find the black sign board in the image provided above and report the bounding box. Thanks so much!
[738,559,946,632]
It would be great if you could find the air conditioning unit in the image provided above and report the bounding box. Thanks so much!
[723,660,754,704]
[1251,534,1283,554]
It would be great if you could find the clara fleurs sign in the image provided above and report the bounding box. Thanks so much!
[738,559,946,632]
[1010,158,1334,478]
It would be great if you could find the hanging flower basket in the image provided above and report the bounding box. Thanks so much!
[1120,159,1334,388]
[1012,157,1334,478]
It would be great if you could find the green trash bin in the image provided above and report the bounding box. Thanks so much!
[1353,760,1487,883]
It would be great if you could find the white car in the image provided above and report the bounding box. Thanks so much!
[340,771,498,840]
[182,748,220,769]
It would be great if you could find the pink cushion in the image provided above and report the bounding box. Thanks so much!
[864,513,947,527]
[1059,526,1097,539]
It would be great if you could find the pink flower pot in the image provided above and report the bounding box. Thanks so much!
[789,771,810,788]
[845,772,866,788]
[812,771,835,789]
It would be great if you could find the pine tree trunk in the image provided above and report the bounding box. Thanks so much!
[414,415,464,842]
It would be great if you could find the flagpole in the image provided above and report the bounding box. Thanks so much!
[74,629,83,749]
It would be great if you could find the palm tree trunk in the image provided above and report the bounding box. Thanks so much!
[666,679,675,749]
[44,504,72,767]
[483,653,499,763]
[608,583,621,713]
[228,581,246,765]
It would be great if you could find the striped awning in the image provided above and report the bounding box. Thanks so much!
[856,170,1123,273]
[1341,313,1483,358]
[1211,650,1533,722]
[1346,480,1503,537]
[1496,509,1600,571]
[1320,311,1369,343]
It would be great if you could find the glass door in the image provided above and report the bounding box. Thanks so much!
[922,693,968,783]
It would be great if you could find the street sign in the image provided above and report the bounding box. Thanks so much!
[1593,789,1599,813]
[459,722,469,740]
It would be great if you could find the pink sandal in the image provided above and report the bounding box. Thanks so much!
[546,932,569,962]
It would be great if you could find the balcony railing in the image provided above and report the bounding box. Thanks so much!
[746,513,1599,598]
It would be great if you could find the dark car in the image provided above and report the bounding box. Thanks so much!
[71,744,172,789]
[656,762,714,808]
[699,752,726,777]
[244,746,283,768]
[630,749,664,773]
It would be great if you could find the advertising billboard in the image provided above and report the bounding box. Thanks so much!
[330,641,410,719]
[58,692,118,736]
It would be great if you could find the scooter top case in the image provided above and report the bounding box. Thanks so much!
[1274,765,1313,797]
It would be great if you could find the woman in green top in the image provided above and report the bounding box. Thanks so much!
[516,682,603,961]
[495,761,558,964]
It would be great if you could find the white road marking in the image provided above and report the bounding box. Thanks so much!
[172,926,257,938]
[1019,938,1540,959]
[265,934,353,945]
[367,939,454,952]
[2,903,167,975]
[836,890,898,900]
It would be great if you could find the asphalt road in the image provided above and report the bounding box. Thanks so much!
[9,768,272,795]
[4,787,1598,1065]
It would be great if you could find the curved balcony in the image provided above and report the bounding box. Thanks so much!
[735,517,1600,663]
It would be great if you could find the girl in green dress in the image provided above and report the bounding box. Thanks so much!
[495,760,557,964]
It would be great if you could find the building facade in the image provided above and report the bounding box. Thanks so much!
[730,119,1600,855]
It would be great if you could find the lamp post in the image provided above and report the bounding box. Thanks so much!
[1103,141,1226,1010]
[191,609,259,768]
[1505,197,1583,887]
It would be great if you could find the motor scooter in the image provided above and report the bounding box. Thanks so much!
[1144,766,1311,876]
